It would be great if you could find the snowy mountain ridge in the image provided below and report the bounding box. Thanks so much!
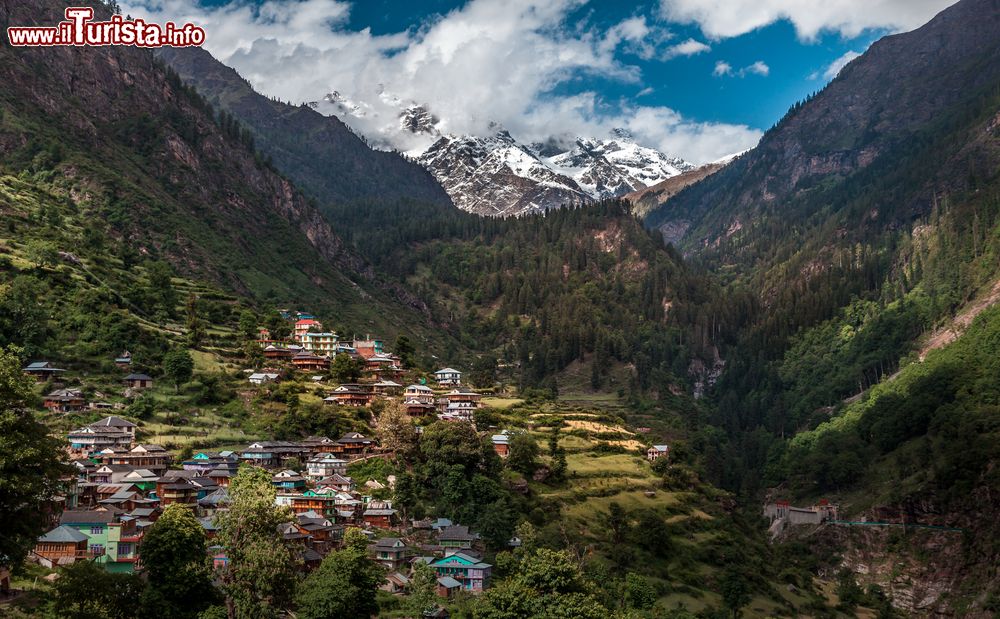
[310,93,698,217]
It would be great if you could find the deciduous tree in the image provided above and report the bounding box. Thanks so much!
[0,346,67,569]
[216,465,299,619]
[140,504,219,618]
[163,348,194,392]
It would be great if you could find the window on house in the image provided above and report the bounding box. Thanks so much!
[90,526,103,534]
[90,544,105,555]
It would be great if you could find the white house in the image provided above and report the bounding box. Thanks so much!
[306,453,348,480]
[646,444,669,461]
[404,384,434,403]
[434,368,462,386]
[249,372,280,386]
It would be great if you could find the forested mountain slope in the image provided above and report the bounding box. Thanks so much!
[325,198,732,394]
[639,0,1000,442]
[647,0,1000,258]
[0,0,448,344]
[637,0,1000,612]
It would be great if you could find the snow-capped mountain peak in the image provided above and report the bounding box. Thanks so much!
[309,88,698,216]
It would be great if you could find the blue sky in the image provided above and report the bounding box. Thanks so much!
[124,0,953,162]
[343,0,881,130]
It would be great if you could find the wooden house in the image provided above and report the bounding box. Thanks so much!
[33,525,91,567]
[122,373,153,389]
[44,388,86,412]
[23,361,66,382]
[292,351,330,372]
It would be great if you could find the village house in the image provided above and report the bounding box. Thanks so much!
[88,464,136,485]
[434,368,463,386]
[436,576,463,598]
[372,379,403,396]
[306,453,349,480]
[198,489,231,516]
[404,398,437,416]
[248,371,281,386]
[122,373,153,389]
[429,552,492,592]
[119,469,160,493]
[404,384,435,403]
[44,388,86,412]
[296,511,343,554]
[156,478,199,506]
[438,524,477,551]
[240,441,310,468]
[291,351,330,372]
[67,416,137,456]
[23,361,66,382]
[207,465,235,488]
[362,501,398,529]
[59,509,141,573]
[302,331,339,355]
[491,433,510,458]
[364,354,403,381]
[381,572,410,595]
[439,390,483,421]
[114,351,132,370]
[350,337,384,359]
[316,473,355,493]
[281,488,340,519]
[100,444,171,475]
[272,470,308,491]
[337,432,373,458]
[294,318,324,343]
[263,345,296,361]
[324,384,375,407]
[646,444,669,461]
[301,435,340,453]
[33,525,92,568]
[182,451,239,473]
[370,537,409,570]
[98,487,151,513]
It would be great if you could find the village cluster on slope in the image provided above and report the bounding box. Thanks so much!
[19,309,591,603]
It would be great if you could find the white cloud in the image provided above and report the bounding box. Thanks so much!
[663,37,711,59]
[659,0,955,40]
[121,0,761,163]
[742,60,769,76]
[714,59,768,77]
[823,50,862,79]
[713,60,733,76]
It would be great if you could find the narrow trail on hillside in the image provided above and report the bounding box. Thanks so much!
[841,277,1000,405]
[918,277,1000,361]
